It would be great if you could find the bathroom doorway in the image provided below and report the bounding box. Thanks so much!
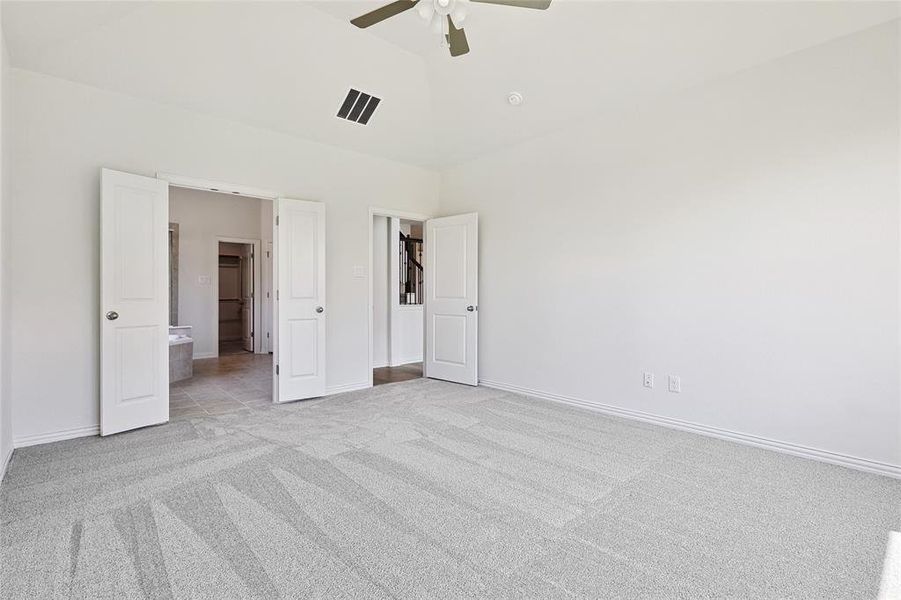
[166,184,274,419]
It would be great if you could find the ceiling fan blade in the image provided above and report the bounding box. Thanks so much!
[446,16,470,57]
[470,0,551,8]
[351,0,419,28]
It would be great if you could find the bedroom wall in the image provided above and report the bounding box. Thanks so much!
[8,68,439,444]
[440,23,901,471]
[0,12,12,479]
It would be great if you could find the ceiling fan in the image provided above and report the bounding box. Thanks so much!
[351,0,552,57]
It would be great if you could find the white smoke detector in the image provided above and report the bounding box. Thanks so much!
[507,92,524,106]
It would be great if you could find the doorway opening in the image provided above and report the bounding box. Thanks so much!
[167,186,274,418]
[372,214,425,386]
[218,242,254,356]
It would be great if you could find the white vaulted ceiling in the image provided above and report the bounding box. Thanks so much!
[3,1,898,167]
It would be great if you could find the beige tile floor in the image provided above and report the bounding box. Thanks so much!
[169,353,273,418]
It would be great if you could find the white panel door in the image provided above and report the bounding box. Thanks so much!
[100,169,169,435]
[275,198,326,402]
[425,213,478,385]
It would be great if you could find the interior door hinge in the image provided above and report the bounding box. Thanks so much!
[276,216,279,226]
[275,364,279,375]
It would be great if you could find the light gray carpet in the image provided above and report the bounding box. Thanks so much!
[2,378,899,599]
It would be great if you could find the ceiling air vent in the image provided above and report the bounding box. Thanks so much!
[337,88,381,125]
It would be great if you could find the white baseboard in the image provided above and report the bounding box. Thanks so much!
[14,425,100,449]
[326,381,371,396]
[479,379,901,480]
[192,352,217,360]
[389,358,422,367]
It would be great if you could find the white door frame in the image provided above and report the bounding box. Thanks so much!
[368,207,432,388]
[214,237,263,355]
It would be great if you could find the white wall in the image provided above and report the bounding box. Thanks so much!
[0,14,12,479]
[391,307,423,366]
[372,216,389,368]
[169,187,263,358]
[441,23,901,469]
[8,68,439,443]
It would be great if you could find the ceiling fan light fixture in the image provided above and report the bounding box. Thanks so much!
[350,0,550,58]
[418,1,435,20]
[451,0,469,27]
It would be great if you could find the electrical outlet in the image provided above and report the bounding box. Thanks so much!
[643,372,654,389]
[668,375,681,393]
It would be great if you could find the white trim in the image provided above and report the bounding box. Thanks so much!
[368,207,432,389]
[158,173,279,200]
[879,532,901,599]
[14,425,100,449]
[326,382,371,396]
[370,207,432,223]
[0,446,13,484]
[214,237,263,356]
[192,351,218,360]
[479,379,901,480]
[390,358,422,367]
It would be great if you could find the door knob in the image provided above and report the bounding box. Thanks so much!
[316,306,324,313]
[106,311,119,321]
[466,305,475,312]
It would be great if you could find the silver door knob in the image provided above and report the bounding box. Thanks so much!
[106,311,119,321]
[316,306,324,313]
[466,305,475,312]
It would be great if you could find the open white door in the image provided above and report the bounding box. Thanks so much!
[100,169,169,435]
[274,198,326,402]
[424,213,478,386]
[241,246,254,352]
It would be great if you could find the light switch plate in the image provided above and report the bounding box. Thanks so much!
[198,275,211,285]
[643,372,654,389]
[352,266,366,279]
